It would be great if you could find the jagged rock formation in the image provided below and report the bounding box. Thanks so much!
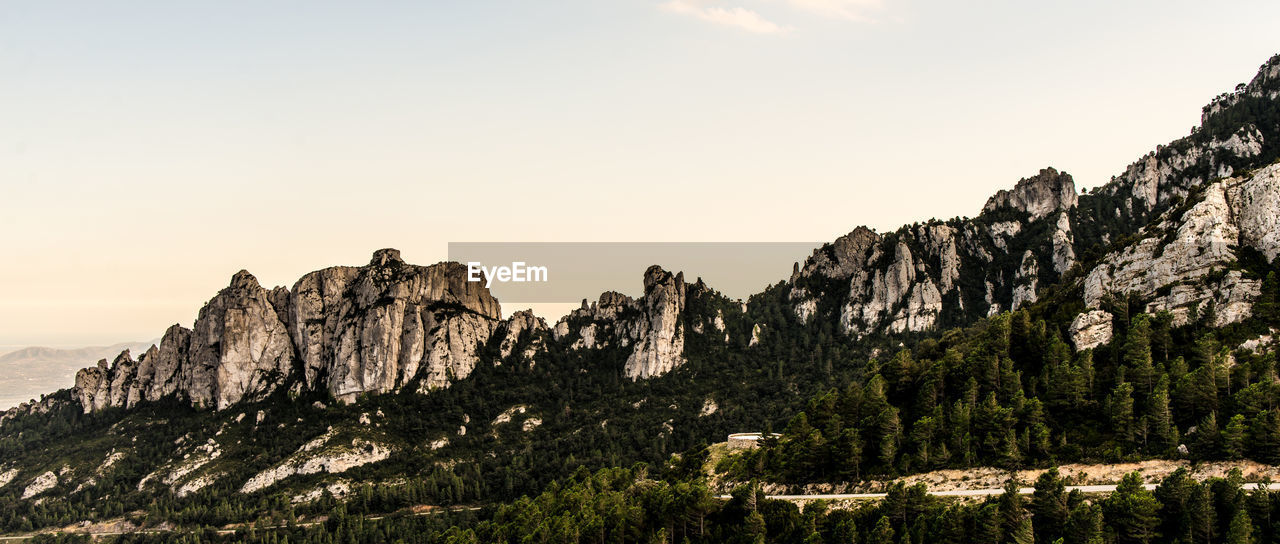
[58,54,1280,413]
[624,267,688,379]
[74,250,509,411]
[787,56,1280,338]
[790,172,1080,336]
[1084,163,1280,325]
[71,250,707,412]
[292,250,503,400]
[495,310,548,362]
[984,167,1079,220]
[1012,251,1039,311]
[1092,55,1280,228]
[553,265,695,380]
[184,271,295,409]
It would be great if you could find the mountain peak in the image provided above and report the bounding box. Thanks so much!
[229,270,260,290]
[370,248,403,266]
[983,167,1078,220]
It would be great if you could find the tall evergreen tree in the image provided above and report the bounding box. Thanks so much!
[1103,472,1160,544]
[1032,469,1069,544]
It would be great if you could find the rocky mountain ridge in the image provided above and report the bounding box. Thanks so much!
[787,54,1280,339]
[70,251,704,413]
[36,54,1280,417]
[74,250,511,411]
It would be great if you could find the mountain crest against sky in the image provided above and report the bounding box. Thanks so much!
[7,54,1280,420]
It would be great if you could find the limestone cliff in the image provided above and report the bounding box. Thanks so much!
[290,249,503,401]
[552,265,697,380]
[790,171,1078,337]
[1084,163,1280,326]
[74,250,508,412]
[787,55,1280,338]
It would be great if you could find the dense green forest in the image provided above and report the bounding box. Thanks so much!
[35,465,1278,544]
[720,264,1280,483]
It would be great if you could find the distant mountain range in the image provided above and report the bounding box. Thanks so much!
[0,341,156,409]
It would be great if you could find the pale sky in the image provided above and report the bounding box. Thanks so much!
[2,1,1279,347]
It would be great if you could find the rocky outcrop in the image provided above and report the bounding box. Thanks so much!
[74,271,294,412]
[495,310,547,362]
[784,56,1280,338]
[788,168,1080,337]
[550,266,695,380]
[1069,310,1114,350]
[1051,212,1076,274]
[183,271,295,409]
[984,168,1079,220]
[134,325,192,404]
[73,250,507,412]
[21,471,57,500]
[1232,164,1280,262]
[1096,55,1280,224]
[239,430,391,494]
[0,468,18,489]
[1084,163,1280,325]
[69,248,707,410]
[625,267,688,379]
[295,250,503,400]
[1011,251,1039,310]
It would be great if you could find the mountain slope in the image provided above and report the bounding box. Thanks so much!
[0,53,1278,539]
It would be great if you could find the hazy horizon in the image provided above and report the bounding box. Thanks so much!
[4,1,1280,347]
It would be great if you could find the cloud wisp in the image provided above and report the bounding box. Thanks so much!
[659,0,886,33]
[660,0,794,34]
[784,0,883,23]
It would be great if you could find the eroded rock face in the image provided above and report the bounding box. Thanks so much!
[21,471,57,500]
[1233,164,1280,262]
[240,430,391,494]
[73,327,187,412]
[74,249,506,411]
[184,271,295,410]
[0,468,18,489]
[624,266,688,379]
[983,168,1079,220]
[789,168,1080,337]
[1011,251,1039,311]
[495,310,547,362]
[289,250,503,401]
[1070,310,1114,350]
[1084,164,1280,326]
[550,265,696,380]
[1051,212,1076,274]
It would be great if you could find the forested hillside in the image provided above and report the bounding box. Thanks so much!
[1,55,1280,543]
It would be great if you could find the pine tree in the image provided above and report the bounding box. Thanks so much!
[1148,375,1177,454]
[867,516,895,544]
[1063,503,1104,544]
[1192,412,1220,460]
[1187,483,1216,544]
[1032,468,1069,544]
[1107,382,1136,445]
[1226,509,1254,544]
[1103,472,1159,544]
[997,479,1027,540]
[1124,314,1156,396]
[1223,414,1247,460]
[1248,410,1280,463]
